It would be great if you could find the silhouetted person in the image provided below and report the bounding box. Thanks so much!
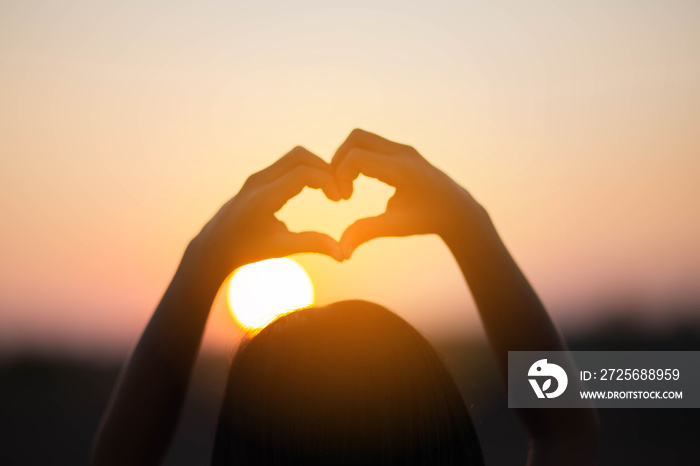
[91,129,599,465]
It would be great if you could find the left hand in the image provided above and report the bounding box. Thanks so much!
[187,146,344,285]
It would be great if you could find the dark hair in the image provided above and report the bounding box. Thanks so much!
[212,300,484,465]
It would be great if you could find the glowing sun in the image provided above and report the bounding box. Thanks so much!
[227,258,314,331]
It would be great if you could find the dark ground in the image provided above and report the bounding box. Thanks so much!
[1,321,699,465]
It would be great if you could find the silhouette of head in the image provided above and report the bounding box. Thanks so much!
[212,300,484,465]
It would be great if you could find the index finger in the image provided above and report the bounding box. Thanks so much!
[246,146,341,201]
[335,148,405,188]
[259,165,340,213]
[331,128,407,170]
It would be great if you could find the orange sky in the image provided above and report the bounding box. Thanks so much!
[1,1,699,357]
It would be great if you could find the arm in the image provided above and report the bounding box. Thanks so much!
[91,147,343,466]
[331,129,599,466]
[442,206,600,466]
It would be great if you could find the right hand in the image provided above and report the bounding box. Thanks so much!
[331,129,486,258]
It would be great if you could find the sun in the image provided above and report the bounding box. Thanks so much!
[227,258,314,332]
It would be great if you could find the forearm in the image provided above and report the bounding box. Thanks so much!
[92,241,223,465]
[442,200,599,461]
[442,204,567,369]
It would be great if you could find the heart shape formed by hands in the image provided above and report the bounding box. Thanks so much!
[269,128,455,261]
[194,129,462,282]
[200,129,467,284]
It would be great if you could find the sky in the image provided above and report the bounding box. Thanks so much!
[1,0,699,358]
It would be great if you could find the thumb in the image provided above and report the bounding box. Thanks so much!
[339,213,402,259]
[283,231,344,262]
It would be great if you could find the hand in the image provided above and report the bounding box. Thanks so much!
[332,129,485,258]
[188,147,344,284]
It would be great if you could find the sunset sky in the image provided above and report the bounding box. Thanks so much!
[1,0,699,358]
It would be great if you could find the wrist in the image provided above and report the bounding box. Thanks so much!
[176,238,236,300]
[439,198,498,256]
[437,187,490,236]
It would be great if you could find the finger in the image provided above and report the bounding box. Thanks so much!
[332,128,404,165]
[250,146,328,184]
[281,231,343,262]
[331,129,405,170]
[338,212,404,259]
[335,148,404,191]
[246,146,341,201]
[331,129,407,199]
[260,165,340,212]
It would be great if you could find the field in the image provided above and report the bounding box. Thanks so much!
[1,321,698,465]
